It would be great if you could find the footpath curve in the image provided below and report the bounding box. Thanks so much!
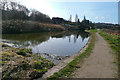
[71,29,118,78]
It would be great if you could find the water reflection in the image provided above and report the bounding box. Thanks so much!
[2,31,90,56]
[51,31,89,43]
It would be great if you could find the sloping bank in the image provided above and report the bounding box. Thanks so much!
[42,30,96,79]
[2,20,65,34]
[2,44,55,79]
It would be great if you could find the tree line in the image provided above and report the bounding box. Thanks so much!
[1,0,117,33]
[0,1,52,23]
[1,1,66,34]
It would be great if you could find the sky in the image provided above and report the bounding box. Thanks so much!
[118,1,120,24]
[16,0,119,24]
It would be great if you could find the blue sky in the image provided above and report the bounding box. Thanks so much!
[50,2,118,24]
[19,0,118,24]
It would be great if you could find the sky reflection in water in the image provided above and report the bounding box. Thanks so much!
[2,31,90,56]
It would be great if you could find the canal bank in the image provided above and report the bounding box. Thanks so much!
[1,31,91,79]
[42,31,95,78]
[1,44,55,79]
[2,31,90,64]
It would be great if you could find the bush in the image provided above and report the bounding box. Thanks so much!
[24,48,32,54]
[2,44,9,47]
[29,69,45,79]
[34,61,42,69]
[17,49,27,56]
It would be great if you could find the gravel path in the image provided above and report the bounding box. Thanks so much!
[71,30,118,78]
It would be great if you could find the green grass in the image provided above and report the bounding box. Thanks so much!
[99,29,120,77]
[2,45,55,79]
[86,29,97,32]
[48,32,96,79]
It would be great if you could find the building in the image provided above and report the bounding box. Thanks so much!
[52,17,64,24]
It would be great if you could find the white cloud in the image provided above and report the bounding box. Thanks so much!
[95,17,99,20]
[95,16,104,20]
[17,0,60,18]
[47,0,119,2]
[101,16,104,19]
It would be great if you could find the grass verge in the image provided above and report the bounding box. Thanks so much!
[86,29,97,32]
[48,30,96,79]
[99,29,120,78]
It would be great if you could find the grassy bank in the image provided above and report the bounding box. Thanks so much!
[2,44,54,79]
[2,20,65,34]
[99,29,120,77]
[86,29,97,32]
[48,30,96,79]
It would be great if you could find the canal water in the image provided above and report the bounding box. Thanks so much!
[2,31,90,64]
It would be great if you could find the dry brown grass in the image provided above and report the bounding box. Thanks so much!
[103,29,120,35]
[39,23,65,30]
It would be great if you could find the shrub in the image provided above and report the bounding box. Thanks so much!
[2,44,9,47]
[29,69,45,79]
[17,49,26,56]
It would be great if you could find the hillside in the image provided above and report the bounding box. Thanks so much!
[2,20,65,34]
